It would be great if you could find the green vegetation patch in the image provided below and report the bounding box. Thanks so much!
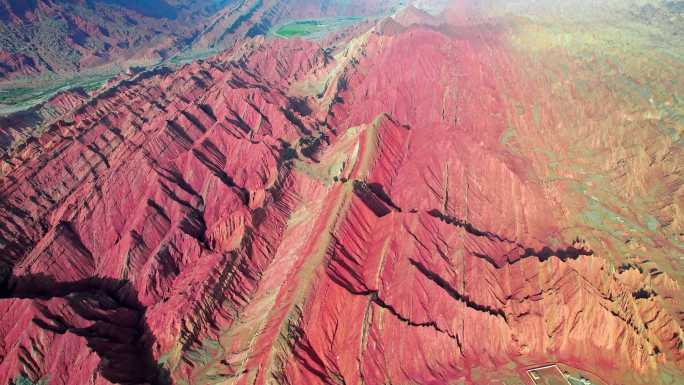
[275,20,325,37]
[566,375,596,385]
[0,72,114,115]
[166,49,220,67]
[12,375,48,385]
[272,17,363,39]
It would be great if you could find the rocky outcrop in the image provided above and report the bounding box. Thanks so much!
[0,3,682,385]
[0,0,400,81]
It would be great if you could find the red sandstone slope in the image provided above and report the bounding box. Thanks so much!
[0,0,397,81]
[0,4,683,385]
[0,0,215,79]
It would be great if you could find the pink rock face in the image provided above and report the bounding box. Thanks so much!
[0,0,400,81]
[0,4,683,385]
[0,50,38,79]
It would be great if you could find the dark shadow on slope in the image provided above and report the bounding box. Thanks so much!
[366,182,402,212]
[427,209,516,243]
[409,258,507,321]
[99,0,179,19]
[427,208,593,267]
[0,273,171,385]
[520,245,594,262]
[352,181,392,217]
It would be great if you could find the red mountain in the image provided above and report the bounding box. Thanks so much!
[0,1,682,385]
[0,0,396,81]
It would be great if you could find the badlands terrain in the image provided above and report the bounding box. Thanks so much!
[0,1,682,385]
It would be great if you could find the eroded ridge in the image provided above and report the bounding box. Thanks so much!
[0,4,682,385]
